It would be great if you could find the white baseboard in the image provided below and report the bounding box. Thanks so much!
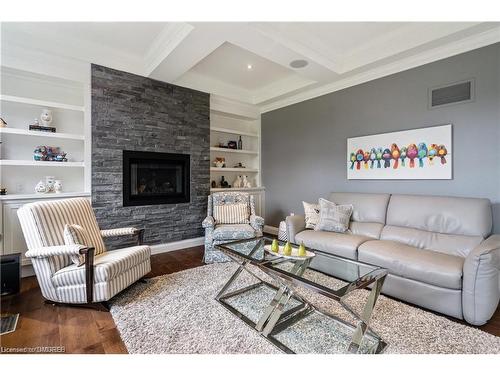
[263,225,279,235]
[150,237,204,255]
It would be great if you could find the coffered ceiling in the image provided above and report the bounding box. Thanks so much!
[2,22,500,112]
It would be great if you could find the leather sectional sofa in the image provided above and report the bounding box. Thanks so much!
[286,192,500,325]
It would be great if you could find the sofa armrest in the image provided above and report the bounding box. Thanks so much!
[202,216,215,229]
[463,234,500,325]
[286,215,306,243]
[26,244,86,258]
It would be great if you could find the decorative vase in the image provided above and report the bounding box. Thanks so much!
[45,176,56,193]
[54,180,63,194]
[40,109,53,127]
[35,180,48,194]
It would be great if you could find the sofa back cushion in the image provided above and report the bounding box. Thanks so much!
[384,194,492,257]
[328,192,390,238]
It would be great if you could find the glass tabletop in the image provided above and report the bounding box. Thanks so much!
[216,236,387,299]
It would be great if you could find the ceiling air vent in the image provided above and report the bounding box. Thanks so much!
[429,79,474,109]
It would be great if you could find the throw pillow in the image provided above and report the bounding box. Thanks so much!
[302,201,320,229]
[213,203,249,224]
[63,224,92,266]
[315,198,353,233]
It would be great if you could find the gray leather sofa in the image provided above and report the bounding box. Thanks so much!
[286,192,500,325]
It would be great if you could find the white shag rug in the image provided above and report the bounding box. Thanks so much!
[110,263,500,354]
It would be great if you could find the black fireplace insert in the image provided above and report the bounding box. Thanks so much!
[123,150,190,206]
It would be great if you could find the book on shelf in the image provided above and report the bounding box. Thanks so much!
[29,125,56,133]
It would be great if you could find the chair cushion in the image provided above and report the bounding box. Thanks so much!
[213,203,249,224]
[52,245,150,287]
[295,229,370,259]
[212,224,256,241]
[358,240,464,289]
[63,224,91,266]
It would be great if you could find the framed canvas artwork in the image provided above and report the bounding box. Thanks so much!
[347,124,452,180]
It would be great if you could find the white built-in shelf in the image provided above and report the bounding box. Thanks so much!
[210,187,265,192]
[0,127,84,141]
[0,94,84,112]
[0,192,90,201]
[211,126,258,138]
[210,167,259,173]
[0,160,85,167]
[210,147,258,155]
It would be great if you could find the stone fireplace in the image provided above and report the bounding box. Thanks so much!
[91,64,209,248]
[123,150,190,206]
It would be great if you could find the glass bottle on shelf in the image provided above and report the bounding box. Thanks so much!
[238,136,242,150]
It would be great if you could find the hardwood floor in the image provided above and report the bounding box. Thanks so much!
[1,244,499,354]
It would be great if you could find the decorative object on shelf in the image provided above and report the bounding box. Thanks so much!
[238,136,242,150]
[34,180,48,194]
[211,180,217,188]
[54,180,63,194]
[33,146,68,162]
[347,124,452,180]
[232,175,242,188]
[29,118,56,133]
[0,187,6,195]
[217,142,228,148]
[242,175,251,188]
[0,117,7,127]
[220,176,230,188]
[40,109,53,127]
[213,157,225,168]
[233,162,246,168]
[45,176,56,193]
[227,140,237,149]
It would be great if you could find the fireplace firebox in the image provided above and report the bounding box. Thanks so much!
[123,150,190,206]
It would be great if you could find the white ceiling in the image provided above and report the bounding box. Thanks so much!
[2,22,500,112]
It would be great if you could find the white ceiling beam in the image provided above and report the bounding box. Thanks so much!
[143,23,194,77]
[147,24,227,83]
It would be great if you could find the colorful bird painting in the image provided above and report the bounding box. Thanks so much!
[355,149,364,170]
[382,148,392,168]
[369,148,377,169]
[349,152,356,170]
[427,144,438,165]
[417,143,428,168]
[391,143,400,169]
[376,147,383,168]
[400,146,407,167]
[407,144,418,168]
[438,144,448,164]
[363,150,370,169]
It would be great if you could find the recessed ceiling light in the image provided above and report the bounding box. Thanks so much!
[247,64,253,70]
[290,59,308,69]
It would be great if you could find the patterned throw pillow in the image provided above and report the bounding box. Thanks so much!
[213,203,249,224]
[63,224,92,266]
[303,201,320,229]
[315,198,353,233]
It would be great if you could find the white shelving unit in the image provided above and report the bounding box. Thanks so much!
[0,66,90,197]
[209,95,265,215]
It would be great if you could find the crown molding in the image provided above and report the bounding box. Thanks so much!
[252,74,316,104]
[259,26,500,113]
[143,23,194,76]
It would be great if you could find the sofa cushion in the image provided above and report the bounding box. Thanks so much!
[52,245,151,287]
[295,229,370,259]
[329,192,390,224]
[212,224,255,241]
[358,240,464,289]
[315,198,353,233]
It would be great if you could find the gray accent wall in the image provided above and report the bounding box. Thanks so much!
[92,65,210,248]
[262,43,500,234]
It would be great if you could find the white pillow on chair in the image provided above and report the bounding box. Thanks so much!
[63,224,92,266]
[213,204,249,224]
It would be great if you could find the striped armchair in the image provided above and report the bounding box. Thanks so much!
[203,192,264,263]
[17,198,151,307]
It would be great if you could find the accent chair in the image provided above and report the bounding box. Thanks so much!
[202,192,264,263]
[17,198,151,308]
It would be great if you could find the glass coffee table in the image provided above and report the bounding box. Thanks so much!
[215,236,388,354]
